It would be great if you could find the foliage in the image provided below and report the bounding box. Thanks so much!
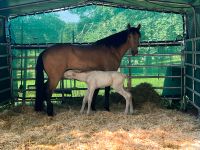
[10,5,183,43]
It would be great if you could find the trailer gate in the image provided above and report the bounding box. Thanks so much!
[0,17,11,105]
[184,37,200,115]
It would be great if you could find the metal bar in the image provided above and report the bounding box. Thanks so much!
[13,85,181,93]
[12,56,36,59]
[148,0,191,7]
[0,43,8,46]
[154,86,181,89]
[13,78,45,81]
[0,0,60,11]
[184,51,200,54]
[128,75,181,78]
[12,67,35,70]
[0,66,9,70]
[162,97,181,100]
[187,99,200,111]
[11,53,182,59]
[140,40,182,47]
[184,63,200,69]
[12,64,182,70]
[121,64,181,68]
[15,96,181,102]
[192,38,195,102]
[0,88,10,94]
[126,53,182,56]
[186,86,200,98]
[184,37,200,42]
[13,88,87,92]
[0,54,9,58]
[11,40,182,49]
[0,77,10,82]
[185,75,200,83]
[12,75,182,81]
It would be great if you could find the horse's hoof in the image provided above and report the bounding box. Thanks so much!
[34,107,43,112]
[47,110,54,116]
[34,102,44,112]
[47,103,54,116]
[91,107,97,111]
[34,105,44,112]
[47,111,54,116]
[104,107,110,112]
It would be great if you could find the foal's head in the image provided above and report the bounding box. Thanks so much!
[127,24,141,56]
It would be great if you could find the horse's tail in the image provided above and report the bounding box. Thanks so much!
[35,51,45,111]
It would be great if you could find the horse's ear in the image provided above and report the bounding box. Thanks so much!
[127,23,131,30]
[137,24,141,30]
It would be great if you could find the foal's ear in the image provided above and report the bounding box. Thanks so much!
[127,23,131,30]
[137,24,141,30]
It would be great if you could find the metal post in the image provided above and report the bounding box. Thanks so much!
[127,49,132,89]
[5,18,12,104]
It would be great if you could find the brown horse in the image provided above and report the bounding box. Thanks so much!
[35,24,141,116]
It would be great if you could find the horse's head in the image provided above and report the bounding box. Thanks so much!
[127,24,141,56]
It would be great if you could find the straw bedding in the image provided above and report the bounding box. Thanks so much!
[0,83,200,150]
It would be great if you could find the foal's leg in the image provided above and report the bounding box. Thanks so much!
[114,87,132,115]
[129,95,134,114]
[91,88,100,111]
[80,91,89,114]
[87,88,95,115]
[104,86,110,111]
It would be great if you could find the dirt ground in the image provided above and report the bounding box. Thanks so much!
[0,83,200,150]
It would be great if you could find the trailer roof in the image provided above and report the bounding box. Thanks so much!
[0,0,200,17]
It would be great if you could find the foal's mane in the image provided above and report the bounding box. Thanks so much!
[94,27,140,48]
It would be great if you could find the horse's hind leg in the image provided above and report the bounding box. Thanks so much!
[45,78,60,116]
[91,88,100,111]
[104,86,110,111]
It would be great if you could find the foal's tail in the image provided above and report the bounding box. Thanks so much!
[35,51,45,111]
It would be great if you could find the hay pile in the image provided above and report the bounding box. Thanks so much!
[0,83,200,150]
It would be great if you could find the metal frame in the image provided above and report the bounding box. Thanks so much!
[184,37,200,115]
[0,17,12,104]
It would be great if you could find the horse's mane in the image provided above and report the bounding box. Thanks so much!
[94,27,140,48]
